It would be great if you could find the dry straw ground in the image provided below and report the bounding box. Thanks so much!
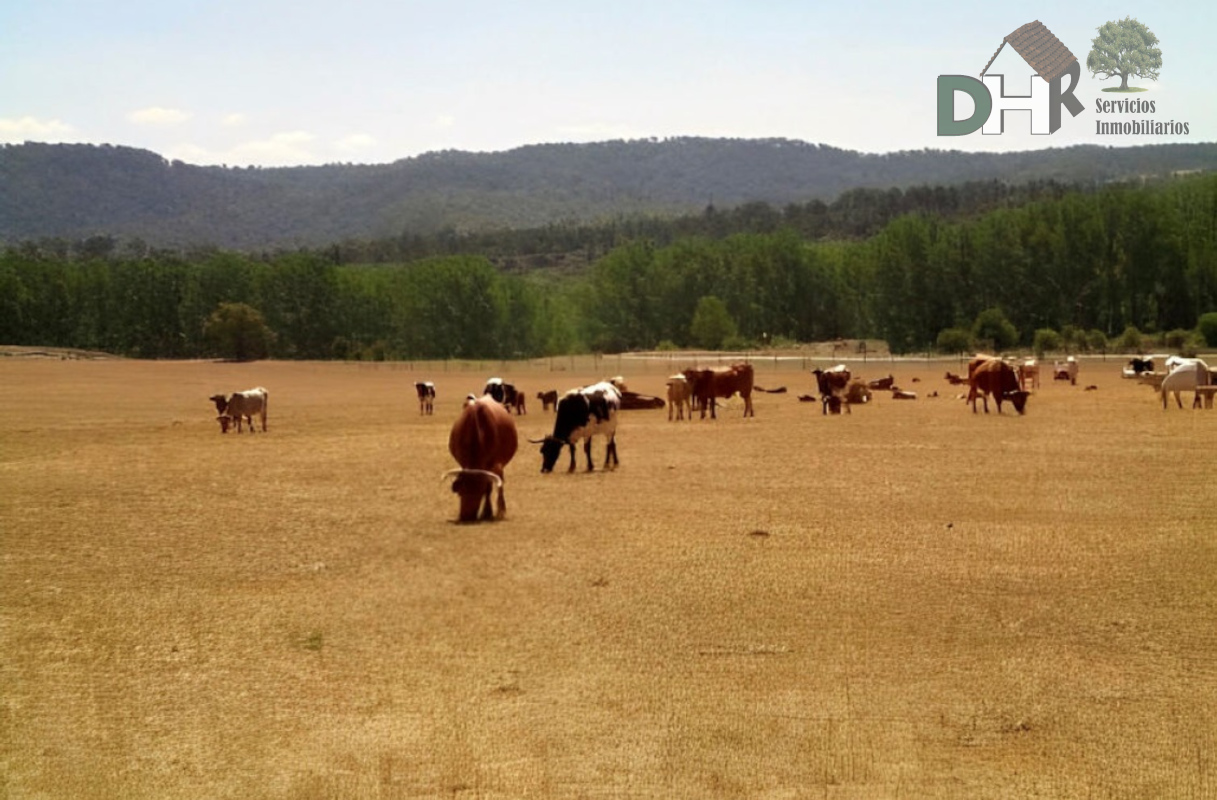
[3,352,1216,799]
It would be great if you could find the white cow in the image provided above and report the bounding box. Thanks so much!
[1052,357,1079,386]
[1160,358,1211,409]
[211,387,268,432]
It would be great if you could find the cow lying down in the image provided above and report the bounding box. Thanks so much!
[210,387,268,433]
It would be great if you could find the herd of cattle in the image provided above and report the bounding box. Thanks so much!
[206,352,1215,522]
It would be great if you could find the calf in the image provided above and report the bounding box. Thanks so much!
[1018,359,1040,390]
[666,374,692,421]
[210,387,268,433]
[414,381,436,415]
[537,390,559,412]
[1052,357,1079,385]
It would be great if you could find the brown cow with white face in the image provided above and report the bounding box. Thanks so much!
[966,356,1029,415]
[443,396,518,522]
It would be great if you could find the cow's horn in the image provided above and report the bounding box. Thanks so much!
[439,468,502,488]
[526,436,547,444]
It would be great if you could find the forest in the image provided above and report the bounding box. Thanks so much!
[2,171,1216,359]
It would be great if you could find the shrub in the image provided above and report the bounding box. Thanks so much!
[1115,325,1144,353]
[936,327,972,354]
[1032,328,1062,357]
[972,308,1019,351]
[1198,312,1217,347]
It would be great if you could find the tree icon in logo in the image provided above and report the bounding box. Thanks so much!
[1086,17,1162,92]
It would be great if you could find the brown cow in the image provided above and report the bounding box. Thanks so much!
[682,363,754,419]
[443,395,518,522]
[966,356,1030,414]
[666,374,692,421]
[537,389,559,412]
[811,366,851,415]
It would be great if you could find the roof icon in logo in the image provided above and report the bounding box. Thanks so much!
[980,20,1078,83]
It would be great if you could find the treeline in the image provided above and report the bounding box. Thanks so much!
[333,178,1087,268]
[2,173,1215,359]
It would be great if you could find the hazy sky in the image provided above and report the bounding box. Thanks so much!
[2,1,1212,167]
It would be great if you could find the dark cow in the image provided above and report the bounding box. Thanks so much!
[414,381,436,415]
[966,356,1030,415]
[532,381,621,472]
[483,378,525,414]
[537,389,559,412]
[681,363,755,419]
[945,371,966,385]
[443,396,518,522]
[1127,357,1155,375]
[811,366,851,415]
[867,374,895,391]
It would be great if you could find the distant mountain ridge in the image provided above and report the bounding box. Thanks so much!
[2,138,1216,250]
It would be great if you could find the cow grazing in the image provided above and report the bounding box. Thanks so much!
[1053,357,1079,385]
[414,381,436,415]
[210,387,268,433]
[443,396,518,522]
[533,381,622,472]
[811,365,851,415]
[1159,357,1212,409]
[1017,359,1041,390]
[537,390,559,412]
[966,357,1029,415]
[682,363,755,419]
[666,374,692,421]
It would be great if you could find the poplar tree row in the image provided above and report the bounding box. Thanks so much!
[2,173,1214,359]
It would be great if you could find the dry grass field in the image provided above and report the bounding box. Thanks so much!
[3,352,1217,799]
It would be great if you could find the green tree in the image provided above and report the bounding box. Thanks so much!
[972,308,1018,351]
[690,295,738,350]
[1115,324,1144,354]
[936,327,972,355]
[1087,17,1162,91]
[1198,312,1217,347]
[203,302,274,361]
[1032,328,1063,357]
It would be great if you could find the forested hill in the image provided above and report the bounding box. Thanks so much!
[3,138,1217,250]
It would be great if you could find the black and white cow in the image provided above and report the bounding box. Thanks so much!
[484,377,525,414]
[532,381,621,473]
[414,381,436,415]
